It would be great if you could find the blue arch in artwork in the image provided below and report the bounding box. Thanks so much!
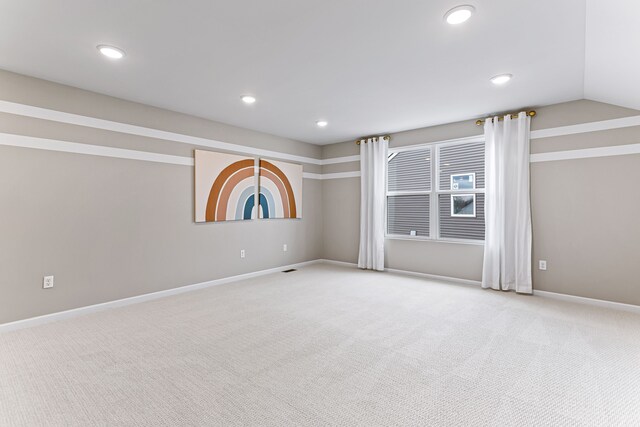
[243,194,270,219]
[259,188,276,219]
[233,187,278,220]
[235,186,256,220]
[243,195,255,219]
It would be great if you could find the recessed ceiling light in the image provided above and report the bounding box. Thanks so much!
[316,120,328,127]
[241,95,256,104]
[97,45,125,59]
[490,73,513,85]
[444,5,475,25]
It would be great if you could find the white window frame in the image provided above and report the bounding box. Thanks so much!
[385,136,485,245]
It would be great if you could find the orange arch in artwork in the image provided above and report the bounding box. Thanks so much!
[259,160,297,218]
[216,168,254,220]
[260,169,290,218]
[206,159,255,221]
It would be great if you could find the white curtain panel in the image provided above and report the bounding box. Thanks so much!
[482,112,532,293]
[358,137,388,271]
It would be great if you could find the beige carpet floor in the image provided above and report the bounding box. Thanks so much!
[1,263,640,426]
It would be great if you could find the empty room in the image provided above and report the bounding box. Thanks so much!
[1,0,639,425]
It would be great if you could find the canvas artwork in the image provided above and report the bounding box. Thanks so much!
[194,150,257,222]
[258,159,303,219]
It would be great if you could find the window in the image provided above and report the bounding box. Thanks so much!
[387,148,431,237]
[386,139,485,242]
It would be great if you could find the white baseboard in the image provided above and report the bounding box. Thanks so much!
[385,267,482,287]
[319,259,640,313]
[317,259,359,268]
[534,290,640,314]
[0,260,320,334]
[318,259,482,287]
[3,259,638,333]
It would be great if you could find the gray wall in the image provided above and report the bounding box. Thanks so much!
[0,70,323,324]
[321,100,640,305]
[2,67,639,324]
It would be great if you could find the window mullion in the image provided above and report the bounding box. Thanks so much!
[432,146,439,239]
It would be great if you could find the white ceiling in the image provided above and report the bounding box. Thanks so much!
[0,0,635,145]
[584,0,640,111]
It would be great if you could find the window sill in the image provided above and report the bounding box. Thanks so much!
[385,235,484,246]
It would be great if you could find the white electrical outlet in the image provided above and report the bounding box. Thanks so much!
[539,260,547,271]
[283,244,287,252]
[240,249,245,259]
[43,275,54,289]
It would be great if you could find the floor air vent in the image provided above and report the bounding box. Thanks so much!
[282,269,297,273]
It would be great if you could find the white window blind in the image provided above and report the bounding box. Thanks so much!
[387,149,431,237]
[437,141,485,241]
[386,140,485,242]
[388,195,430,236]
[388,149,431,192]
[438,141,484,190]
[438,193,485,240]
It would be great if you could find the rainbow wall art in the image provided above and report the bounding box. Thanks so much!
[258,159,303,219]
[194,150,257,222]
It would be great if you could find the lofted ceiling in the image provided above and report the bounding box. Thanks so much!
[584,0,640,112]
[0,0,636,145]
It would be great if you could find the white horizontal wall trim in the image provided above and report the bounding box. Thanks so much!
[0,260,320,334]
[320,171,361,180]
[3,132,640,180]
[0,132,194,166]
[3,100,640,167]
[325,144,640,172]
[321,115,640,163]
[0,100,324,166]
[326,140,640,168]
[321,154,360,165]
[302,172,322,180]
[531,114,640,139]
[530,143,640,163]
[0,132,327,179]
[3,100,640,179]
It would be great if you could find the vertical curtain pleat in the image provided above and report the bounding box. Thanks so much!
[482,113,532,293]
[358,137,387,271]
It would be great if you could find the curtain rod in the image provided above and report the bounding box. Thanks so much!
[475,110,536,126]
[355,135,390,145]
